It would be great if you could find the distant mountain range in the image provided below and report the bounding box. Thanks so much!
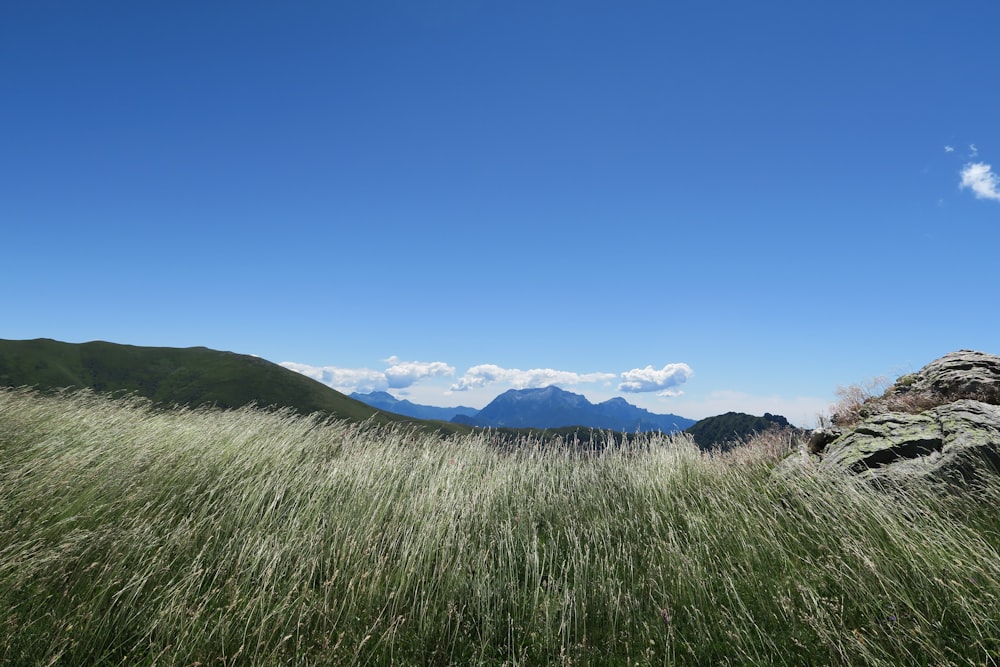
[4,338,795,447]
[349,391,479,422]
[352,388,800,447]
[445,386,696,433]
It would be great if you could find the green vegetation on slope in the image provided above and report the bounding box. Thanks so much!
[0,337,468,435]
[686,411,794,449]
[2,387,999,665]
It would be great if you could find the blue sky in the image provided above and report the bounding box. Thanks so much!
[4,1,999,426]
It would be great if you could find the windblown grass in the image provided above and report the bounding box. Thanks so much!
[2,388,999,665]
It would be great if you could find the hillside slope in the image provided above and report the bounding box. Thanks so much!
[685,411,794,449]
[0,338,464,431]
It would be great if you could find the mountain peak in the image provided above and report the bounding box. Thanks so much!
[349,391,478,422]
[599,397,631,407]
[455,386,694,432]
[498,385,580,399]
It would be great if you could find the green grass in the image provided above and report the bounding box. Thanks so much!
[2,388,1000,665]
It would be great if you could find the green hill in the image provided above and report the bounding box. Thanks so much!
[0,338,467,433]
[685,411,795,449]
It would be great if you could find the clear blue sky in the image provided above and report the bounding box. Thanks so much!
[4,1,999,426]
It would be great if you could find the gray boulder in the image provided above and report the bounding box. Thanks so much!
[802,350,1000,486]
[887,349,1000,407]
[817,399,1000,485]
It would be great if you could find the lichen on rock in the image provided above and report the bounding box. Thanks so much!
[805,350,1000,487]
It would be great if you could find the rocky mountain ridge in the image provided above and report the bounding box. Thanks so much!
[450,385,697,433]
[349,391,478,422]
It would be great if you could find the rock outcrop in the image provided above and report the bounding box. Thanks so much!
[818,400,1000,484]
[885,349,1000,408]
[807,350,1000,486]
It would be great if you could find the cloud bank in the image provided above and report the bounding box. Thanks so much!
[450,362,694,395]
[450,365,617,392]
[284,357,695,398]
[383,356,455,388]
[280,357,455,393]
[960,162,1000,202]
[279,362,389,393]
[617,363,694,395]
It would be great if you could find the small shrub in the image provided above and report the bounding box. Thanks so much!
[879,387,948,415]
[829,375,892,427]
[827,375,952,428]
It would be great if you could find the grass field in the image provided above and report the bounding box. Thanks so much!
[2,387,999,665]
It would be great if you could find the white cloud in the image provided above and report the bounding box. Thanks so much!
[383,356,455,388]
[960,162,1000,202]
[449,364,506,391]
[970,143,979,157]
[618,363,693,394]
[450,364,617,392]
[281,356,454,393]
[450,361,696,394]
[944,145,955,152]
[287,356,695,407]
[280,362,387,393]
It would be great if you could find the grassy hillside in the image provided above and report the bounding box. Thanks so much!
[686,411,795,449]
[0,338,468,434]
[2,387,999,665]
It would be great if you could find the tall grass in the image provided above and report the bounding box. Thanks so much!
[2,387,999,665]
